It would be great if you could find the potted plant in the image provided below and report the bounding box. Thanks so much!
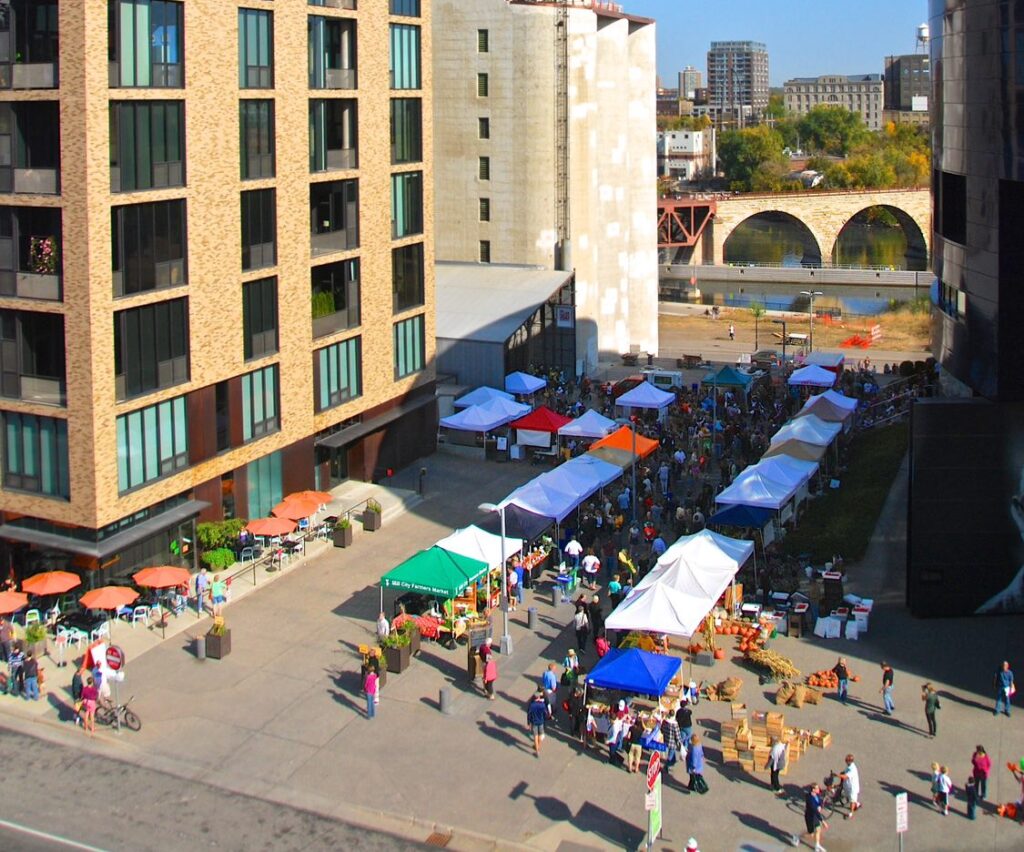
[24,623,47,658]
[205,616,231,659]
[402,619,421,657]
[363,499,382,532]
[332,517,353,548]
[381,626,411,673]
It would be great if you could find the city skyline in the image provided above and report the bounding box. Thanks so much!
[627,0,928,87]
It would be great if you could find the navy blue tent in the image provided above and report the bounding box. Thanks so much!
[708,504,774,529]
[586,648,681,695]
[477,503,552,542]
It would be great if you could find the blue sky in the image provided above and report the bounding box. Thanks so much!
[624,0,929,86]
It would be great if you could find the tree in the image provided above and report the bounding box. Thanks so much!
[718,125,787,190]
[764,93,786,121]
[797,105,870,156]
[750,301,766,349]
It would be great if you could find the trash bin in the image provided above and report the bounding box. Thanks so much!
[551,586,560,607]
[195,634,206,660]
[528,607,538,630]
[439,686,452,715]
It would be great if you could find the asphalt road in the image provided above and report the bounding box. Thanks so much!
[0,727,424,852]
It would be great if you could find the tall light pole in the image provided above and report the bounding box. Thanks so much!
[773,318,788,366]
[615,416,638,524]
[800,290,823,354]
[478,502,513,655]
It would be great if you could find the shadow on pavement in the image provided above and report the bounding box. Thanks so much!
[936,689,992,714]
[879,779,929,809]
[476,719,532,754]
[732,810,794,846]
[856,708,928,736]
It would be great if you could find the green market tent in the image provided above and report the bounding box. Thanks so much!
[381,546,489,599]
[701,365,754,391]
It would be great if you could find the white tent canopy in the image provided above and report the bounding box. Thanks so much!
[499,477,579,523]
[453,386,514,408]
[788,364,837,388]
[821,389,858,412]
[639,530,753,593]
[616,382,675,410]
[544,455,623,497]
[747,456,814,489]
[715,469,796,510]
[440,397,530,432]
[558,409,616,439]
[435,525,523,569]
[604,582,718,637]
[504,371,546,395]
[770,414,842,448]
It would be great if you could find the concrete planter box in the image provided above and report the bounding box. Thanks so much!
[333,524,353,548]
[384,642,410,673]
[363,509,382,532]
[205,630,232,659]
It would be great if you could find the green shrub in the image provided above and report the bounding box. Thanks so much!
[197,519,246,551]
[200,547,236,570]
[25,623,47,645]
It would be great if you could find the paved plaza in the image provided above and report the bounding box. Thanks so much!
[1,451,1023,851]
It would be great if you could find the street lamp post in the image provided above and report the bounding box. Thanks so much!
[478,502,513,655]
[615,416,639,525]
[773,318,788,366]
[800,290,823,354]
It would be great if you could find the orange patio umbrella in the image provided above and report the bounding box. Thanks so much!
[286,490,332,505]
[22,570,81,596]
[271,497,321,520]
[0,591,29,615]
[133,566,191,589]
[246,517,297,537]
[79,586,139,611]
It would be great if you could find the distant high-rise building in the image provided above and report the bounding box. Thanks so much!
[783,74,884,131]
[706,41,769,124]
[679,66,702,100]
[883,53,930,127]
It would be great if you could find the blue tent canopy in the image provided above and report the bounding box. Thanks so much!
[586,648,682,695]
[708,503,775,529]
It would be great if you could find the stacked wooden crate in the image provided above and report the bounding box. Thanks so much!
[720,711,811,777]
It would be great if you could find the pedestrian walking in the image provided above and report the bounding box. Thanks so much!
[728,322,735,341]
[581,550,601,590]
[568,685,585,741]
[507,566,519,612]
[685,839,700,852]
[767,737,787,795]
[880,661,895,715]
[793,782,828,852]
[71,667,83,726]
[994,660,1015,717]
[971,745,991,800]
[6,643,24,697]
[935,765,953,815]
[840,754,861,818]
[21,651,39,701]
[607,701,627,765]
[686,734,707,793]
[965,776,978,820]
[364,669,379,719]
[542,662,558,715]
[676,701,693,746]
[627,715,645,773]
[210,573,227,617]
[526,691,548,756]
[483,655,497,700]
[922,682,940,736]
[564,537,583,569]
[376,611,390,643]
[80,676,98,736]
[832,657,850,704]
[588,595,605,646]
[573,604,590,652]
[662,713,683,774]
[194,567,209,617]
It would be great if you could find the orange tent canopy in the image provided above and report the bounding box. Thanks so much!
[0,591,29,614]
[590,426,659,459]
[22,570,81,596]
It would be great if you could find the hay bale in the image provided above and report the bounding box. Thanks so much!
[789,684,807,708]
[804,687,822,705]
[775,681,794,705]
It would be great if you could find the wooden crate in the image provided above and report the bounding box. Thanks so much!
[722,748,739,763]
[721,720,744,738]
[811,729,832,748]
[731,702,747,719]
[766,712,784,726]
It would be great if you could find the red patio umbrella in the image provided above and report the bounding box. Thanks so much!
[22,570,81,596]
[0,591,29,615]
[286,490,333,505]
[245,517,297,537]
[271,497,320,520]
[79,586,139,611]
[133,566,191,589]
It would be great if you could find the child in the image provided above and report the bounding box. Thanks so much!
[936,765,953,816]
[930,763,942,807]
[71,667,84,726]
[965,776,977,820]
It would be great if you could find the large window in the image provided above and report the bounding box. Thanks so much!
[116,395,188,493]
[240,364,279,442]
[311,179,358,256]
[390,98,421,164]
[391,171,423,239]
[389,24,420,90]
[112,199,187,296]
[394,314,425,379]
[0,0,60,89]
[246,450,281,520]
[309,15,356,90]
[312,258,360,338]
[243,276,278,361]
[314,336,361,412]
[0,206,62,300]
[0,309,65,405]
[114,297,189,400]
[1,411,68,499]
[240,100,275,180]
[108,0,183,88]
[241,189,276,271]
[392,242,424,312]
[309,99,357,172]
[390,0,420,14]
[239,8,274,89]
[109,101,184,192]
[0,101,60,193]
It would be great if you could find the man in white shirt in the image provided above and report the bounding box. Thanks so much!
[376,612,390,642]
[841,753,861,818]
[767,737,787,794]
[564,538,583,569]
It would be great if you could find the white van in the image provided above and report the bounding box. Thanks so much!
[642,369,684,391]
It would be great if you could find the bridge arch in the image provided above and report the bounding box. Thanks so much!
[831,205,929,270]
[722,211,823,267]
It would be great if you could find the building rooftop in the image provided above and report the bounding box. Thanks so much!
[785,74,882,84]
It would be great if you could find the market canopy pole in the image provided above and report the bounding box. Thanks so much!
[479,502,512,656]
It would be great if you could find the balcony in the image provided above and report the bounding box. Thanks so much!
[0,62,57,89]
[310,0,357,8]
[109,62,182,89]
[0,1,59,89]
[0,271,59,300]
[113,258,186,298]
[312,227,358,257]
[115,356,187,402]
[324,68,356,90]
[110,161,184,194]
[325,147,357,170]
[313,307,359,339]
[17,374,64,405]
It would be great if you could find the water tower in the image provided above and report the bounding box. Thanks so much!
[916,23,930,53]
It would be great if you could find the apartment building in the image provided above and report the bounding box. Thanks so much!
[0,0,436,580]
[783,73,884,132]
[706,40,769,124]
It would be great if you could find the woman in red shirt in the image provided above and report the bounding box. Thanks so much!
[971,744,992,800]
[80,676,99,736]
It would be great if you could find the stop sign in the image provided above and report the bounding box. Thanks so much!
[105,645,125,672]
[646,751,662,791]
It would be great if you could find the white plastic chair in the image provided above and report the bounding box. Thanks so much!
[62,626,88,648]
[23,609,41,626]
[91,622,110,641]
[240,547,255,563]
[130,606,149,628]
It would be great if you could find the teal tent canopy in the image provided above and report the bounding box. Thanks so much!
[702,365,754,389]
[381,546,490,599]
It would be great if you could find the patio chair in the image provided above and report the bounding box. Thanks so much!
[240,547,255,563]
[130,605,150,628]
[23,609,41,626]
[57,624,86,650]
[91,622,110,642]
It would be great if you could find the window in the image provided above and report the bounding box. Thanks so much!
[111,199,187,296]
[215,380,229,453]
[478,117,489,139]
[241,189,276,271]
[389,0,420,15]
[479,156,490,180]
[116,395,188,493]
[392,242,424,312]
[393,314,425,379]
[311,258,360,337]
[477,73,488,97]
[246,450,281,520]
[478,29,489,53]
[479,240,491,263]
[938,170,966,245]
[390,23,420,89]
[314,336,362,411]
[391,171,423,239]
[309,15,356,90]
[108,0,183,87]
[311,179,359,256]
[309,99,358,171]
[239,8,273,89]
[0,310,65,405]
[0,206,62,300]
[114,297,189,400]
[243,276,278,360]
[0,101,60,193]
[240,364,279,442]
[109,101,184,192]
[1,0,59,88]
[1,411,69,499]
[390,98,422,164]
[240,100,275,180]
[479,197,490,222]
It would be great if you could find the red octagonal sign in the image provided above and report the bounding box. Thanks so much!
[646,751,661,791]
[105,645,125,672]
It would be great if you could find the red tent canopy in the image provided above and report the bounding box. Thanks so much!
[509,405,572,433]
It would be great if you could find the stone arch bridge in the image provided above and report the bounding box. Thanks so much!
[657,188,931,266]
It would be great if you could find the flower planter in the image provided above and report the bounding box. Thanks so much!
[205,629,232,659]
[333,525,353,548]
[363,509,382,532]
[384,642,411,673]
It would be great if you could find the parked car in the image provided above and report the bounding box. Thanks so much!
[611,375,647,400]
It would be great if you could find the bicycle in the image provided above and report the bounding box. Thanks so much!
[786,770,848,821]
[95,695,142,732]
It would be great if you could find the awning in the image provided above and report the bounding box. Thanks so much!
[499,477,579,523]
[616,382,675,410]
[585,447,636,470]
[453,386,514,408]
[788,364,837,388]
[316,393,435,449]
[558,409,616,439]
[702,365,754,389]
[510,405,572,433]
[708,504,775,528]
[796,394,856,423]
[440,397,531,432]
[715,470,795,510]
[762,438,827,462]
[436,525,523,569]
[591,426,659,458]
[381,546,489,599]
[0,499,209,560]
[476,504,552,541]
[770,414,842,447]
[505,371,547,395]
[586,648,682,695]
[821,389,858,412]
